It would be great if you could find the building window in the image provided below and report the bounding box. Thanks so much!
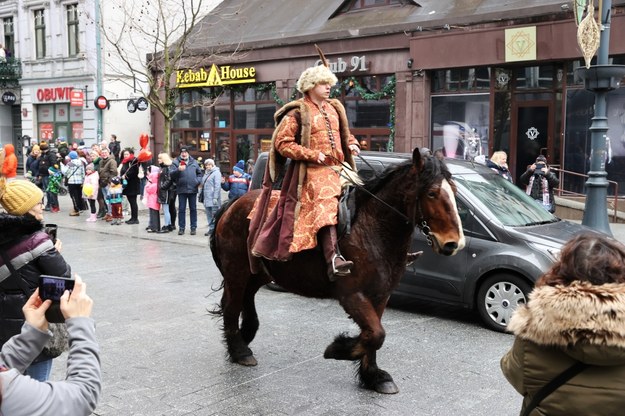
[432,67,491,92]
[34,9,46,59]
[67,4,79,56]
[3,17,14,58]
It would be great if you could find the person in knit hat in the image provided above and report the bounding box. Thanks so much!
[0,176,72,381]
[221,159,251,201]
[36,141,59,211]
[2,143,18,180]
[249,63,360,281]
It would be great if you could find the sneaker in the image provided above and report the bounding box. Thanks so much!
[104,214,113,222]
[178,229,184,235]
[147,228,156,233]
[190,229,196,235]
[51,207,60,213]
[69,210,80,216]
[125,219,139,225]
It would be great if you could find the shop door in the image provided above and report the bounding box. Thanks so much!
[512,101,553,184]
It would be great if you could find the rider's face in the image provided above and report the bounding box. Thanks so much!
[309,82,332,101]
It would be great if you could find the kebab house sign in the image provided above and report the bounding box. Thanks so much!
[176,64,256,88]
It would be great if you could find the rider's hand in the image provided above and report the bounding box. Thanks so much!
[348,144,360,156]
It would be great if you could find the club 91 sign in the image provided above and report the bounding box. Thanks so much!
[127,97,149,113]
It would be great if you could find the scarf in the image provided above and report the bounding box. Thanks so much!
[526,174,550,206]
[122,154,136,165]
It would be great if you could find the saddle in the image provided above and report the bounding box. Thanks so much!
[337,186,356,239]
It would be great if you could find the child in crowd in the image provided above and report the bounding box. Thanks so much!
[221,160,251,201]
[46,164,62,213]
[144,166,161,233]
[107,176,124,225]
[82,163,100,222]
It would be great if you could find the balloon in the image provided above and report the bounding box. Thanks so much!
[137,148,152,162]
[139,133,149,149]
[83,183,94,197]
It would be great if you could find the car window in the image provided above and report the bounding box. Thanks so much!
[454,172,555,227]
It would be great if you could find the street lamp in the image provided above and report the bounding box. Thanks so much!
[574,0,625,235]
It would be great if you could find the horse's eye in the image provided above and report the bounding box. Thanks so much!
[427,191,437,198]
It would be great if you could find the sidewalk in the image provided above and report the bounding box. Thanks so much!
[43,191,625,247]
[49,193,210,248]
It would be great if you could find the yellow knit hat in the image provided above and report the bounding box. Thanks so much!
[0,177,44,215]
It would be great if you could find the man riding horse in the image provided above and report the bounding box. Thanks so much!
[249,64,360,280]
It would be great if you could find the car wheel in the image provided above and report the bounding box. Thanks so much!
[476,274,531,332]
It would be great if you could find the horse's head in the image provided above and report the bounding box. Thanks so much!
[412,148,465,256]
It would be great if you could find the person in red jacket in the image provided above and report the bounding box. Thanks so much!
[2,144,18,180]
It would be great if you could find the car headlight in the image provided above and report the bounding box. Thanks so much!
[528,242,561,262]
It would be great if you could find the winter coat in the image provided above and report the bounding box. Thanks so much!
[0,213,72,361]
[37,150,58,178]
[2,144,18,179]
[486,159,513,182]
[201,167,222,208]
[157,163,175,204]
[97,156,117,188]
[0,318,101,415]
[169,156,202,194]
[145,170,160,211]
[221,173,251,200]
[520,168,560,212]
[82,171,99,200]
[26,155,40,178]
[120,157,140,196]
[61,158,86,185]
[501,281,625,416]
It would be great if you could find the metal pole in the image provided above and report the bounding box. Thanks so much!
[582,0,612,235]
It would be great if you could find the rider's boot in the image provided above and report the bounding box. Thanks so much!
[320,226,353,281]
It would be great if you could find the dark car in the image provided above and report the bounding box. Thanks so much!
[251,151,600,332]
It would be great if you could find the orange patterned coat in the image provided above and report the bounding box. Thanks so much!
[250,97,358,257]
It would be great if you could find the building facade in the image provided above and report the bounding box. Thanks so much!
[0,0,150,169]
[150,0,625,195]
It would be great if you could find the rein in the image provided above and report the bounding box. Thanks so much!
[322,154,434,245]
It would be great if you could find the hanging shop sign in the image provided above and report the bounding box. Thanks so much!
[127,99,137,113]
[176,64,256,88]
[70,90,84,107]
[2,91,16,105]
[315,55,368,73]
[94,95,109,110]
[136,97,149,111]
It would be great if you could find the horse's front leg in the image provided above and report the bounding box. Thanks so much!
[324,293,398,394]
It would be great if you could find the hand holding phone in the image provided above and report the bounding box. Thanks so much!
[39,275,75,302]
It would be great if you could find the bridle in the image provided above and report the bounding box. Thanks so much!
[324,154,435,246]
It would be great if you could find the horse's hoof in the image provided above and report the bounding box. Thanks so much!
[237,355,258,366]
[375,380,399,394]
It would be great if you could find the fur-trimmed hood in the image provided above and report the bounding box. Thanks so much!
[0,213,43,246]
[508,281,625,363]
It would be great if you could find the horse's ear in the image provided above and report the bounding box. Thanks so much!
[412,147,424,171]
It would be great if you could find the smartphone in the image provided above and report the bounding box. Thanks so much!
[44,224,57,244]
[39,275,75,302]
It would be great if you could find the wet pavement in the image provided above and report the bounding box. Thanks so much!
[39,194,625,415]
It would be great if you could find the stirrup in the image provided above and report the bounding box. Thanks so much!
[331,254,353,276]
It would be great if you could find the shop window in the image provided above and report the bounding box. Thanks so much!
[515,65,554,90]
[234,103,277,129]
[432,67,491,92]
[215,106,230,128]
[430,94,489,160]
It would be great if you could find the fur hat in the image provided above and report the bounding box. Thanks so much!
[69,150,78,160]
[86,163,95,172]
[0,177,44,215]
[296,65,338,93]
[233,160,245,174]
[39,141,49,151]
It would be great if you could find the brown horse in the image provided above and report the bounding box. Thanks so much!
[209,148,465,394]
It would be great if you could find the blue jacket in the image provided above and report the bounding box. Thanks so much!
[221,173,251,200]
[169,156,202,194]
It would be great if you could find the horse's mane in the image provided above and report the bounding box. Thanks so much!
[354,156,452,207]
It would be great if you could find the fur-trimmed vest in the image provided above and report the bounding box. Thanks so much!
[501,282,625,415]
[268,98,356,186]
